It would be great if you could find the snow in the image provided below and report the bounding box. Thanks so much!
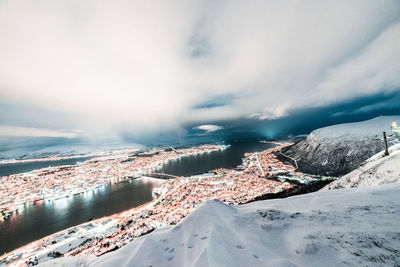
[17,117,400,266]
[323,143,400,189]
[40,183,400,267]
[281,116,400,176]
[310,116,400,140]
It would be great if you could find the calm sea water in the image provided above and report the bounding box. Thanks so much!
[158,140,275,176]
[0,178,163,255]
[0,140,274,255]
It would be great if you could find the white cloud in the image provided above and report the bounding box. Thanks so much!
[0,126,78,138]
[315,22,400,106]
[0,0,399,137]
[193,124,223,134]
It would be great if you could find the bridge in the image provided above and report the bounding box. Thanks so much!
[144,173,180,179]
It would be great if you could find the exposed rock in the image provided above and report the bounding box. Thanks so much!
[281,116,400,176]
[323,144,400,189]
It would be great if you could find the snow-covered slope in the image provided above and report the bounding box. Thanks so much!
[281,116,400,176]
[323,144,400,189]
[41,184,400,267]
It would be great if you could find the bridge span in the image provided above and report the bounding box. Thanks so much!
[144,173,180,179]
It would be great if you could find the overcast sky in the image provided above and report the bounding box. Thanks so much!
[0,0,400,145]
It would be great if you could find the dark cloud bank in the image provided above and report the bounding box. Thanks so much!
[0,0,399,154]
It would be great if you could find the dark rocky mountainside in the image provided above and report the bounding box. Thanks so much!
[281,116,400,176]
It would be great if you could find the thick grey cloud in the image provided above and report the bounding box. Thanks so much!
[0,126,78,138]
[0,0,399,139]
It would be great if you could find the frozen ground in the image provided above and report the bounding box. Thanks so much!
[324,143,400,189]
[41,183,400,267]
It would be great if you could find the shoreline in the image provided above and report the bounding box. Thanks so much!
[0,142,317,266]
[0,176,332,266]
[0,175,140,220]
[0,145,225,218]
[1,177,165,261]
[0,148,146,165]
[0,153,103,165]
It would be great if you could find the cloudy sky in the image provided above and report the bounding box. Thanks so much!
[0,0,400,148]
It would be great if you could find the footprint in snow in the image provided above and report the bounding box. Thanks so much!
[236,245,245,249]
[201,236,208,240]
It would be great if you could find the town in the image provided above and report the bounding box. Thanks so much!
[1,143,312,266]
[0,145,225,219]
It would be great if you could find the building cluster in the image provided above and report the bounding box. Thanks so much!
[1,143,301,265]
[245,143,300,177]
[52,145,296,257]
[245,144,327,184]
[0,145,223,217]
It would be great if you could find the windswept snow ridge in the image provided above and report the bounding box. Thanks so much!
[282,116,400,176]
[323,144,400,189]
[41,184,400,267]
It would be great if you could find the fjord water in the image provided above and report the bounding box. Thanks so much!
[158,140,275,176]
[0,140,274,255]
[0,178,163,255]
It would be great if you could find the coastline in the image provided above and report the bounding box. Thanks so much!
[0,176,165,263]
[0,153,104,165]
[0,174,143,221]
[0,148,146,165]
[0,142,316,266]
[0,145,226,219]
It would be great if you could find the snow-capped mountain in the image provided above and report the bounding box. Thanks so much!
[281,116,400,176]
